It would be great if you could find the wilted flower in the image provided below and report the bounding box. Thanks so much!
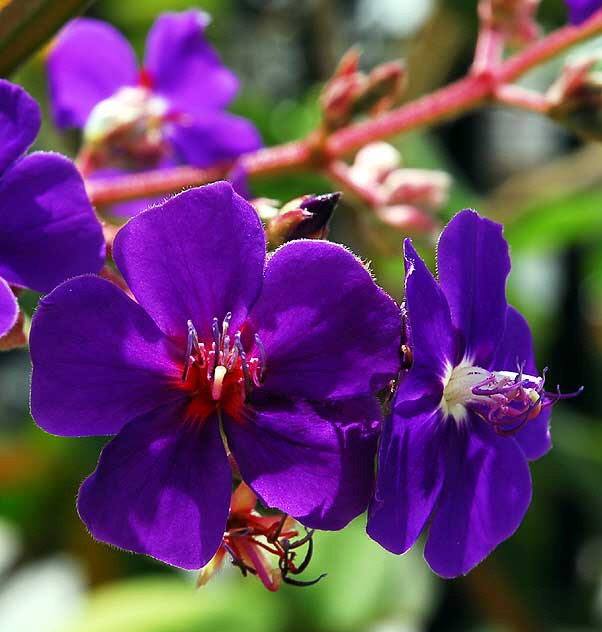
[199,483,325,591]
[564,0,602,25]
[0,79,105,338]
[367,210,579,577]
[30,181,401,570]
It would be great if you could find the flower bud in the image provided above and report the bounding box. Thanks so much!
[0,310,27,351]
[479,0,540,46]
[381,168,451,209]
[259,193,340,249]
[351,142,402,185]
[360,60,407,116]
[546,55,602,140]
[373,204,438,235]
[320,50,406,129]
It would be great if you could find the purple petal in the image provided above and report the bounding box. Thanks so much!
[30,276,184,437]
[0,277,18,338]
[403,239,456,380]
[0,152,105,293]
[367,379,446,555]
[224,396,380,530]
[47,18,138,128]
[144,10,238,115]
[437,210,510,367]
[168,113,261,168]
[493,306,551,460]
[0,79,40,176]
[565,0,601,24]
[248,240,401,400]
[113,181,265,342]
[425,414,532,578]
[78,404,231,569]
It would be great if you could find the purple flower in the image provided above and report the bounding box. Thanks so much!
[30,181,402,569]
[565,0,602,24]
[367,210,575,578]
[0,79,105,337]
[47,11,261,174]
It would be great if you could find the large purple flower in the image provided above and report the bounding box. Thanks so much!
[30,181,401,570]
[367,210,573,578]
[48,11,261,169]
[0,79,105,337]
[565,0,601,24]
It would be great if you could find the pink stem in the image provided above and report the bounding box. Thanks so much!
[86,11,602,206]
[494,84,549,114]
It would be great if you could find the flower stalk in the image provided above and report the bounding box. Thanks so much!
[85,11,602,207]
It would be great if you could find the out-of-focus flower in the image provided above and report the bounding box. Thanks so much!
[47,11,261,216]
[256,192,340,249]
[546,54,602,140]
[0,79,105,338]
[199,483,325,591]
[367,210,580,578]
[30,181,401,570]
[346,142,450,234]
[564,0,602,25]
[320,50,406,130]
[48,11,261,172]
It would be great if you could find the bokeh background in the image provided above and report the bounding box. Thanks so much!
[2,1,601,630]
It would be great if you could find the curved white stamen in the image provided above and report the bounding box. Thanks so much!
[212,365,227,401]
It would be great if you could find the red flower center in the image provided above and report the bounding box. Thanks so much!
[181,314,265,423]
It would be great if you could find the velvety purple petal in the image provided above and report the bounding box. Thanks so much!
[403,239,456,380]
[224,396,380,530]
[367,378,447,555]
[0,277,18,338]
[493,306,551,460]
[0,152,105,293]
[113,181,265,342]
[229,163,252,199]
[248,240,401,400]
[78,404,231,569]
[425,414,532,578]
[30,276,184,437]
[47,18,138,128]
[144,10,238,115]
[565,0,601,24]
[168,113,261,168]
[437,210,510,367]
[0,80,40,175]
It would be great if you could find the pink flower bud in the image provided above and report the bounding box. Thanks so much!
[373,204,438,235]
[382,168,451,209]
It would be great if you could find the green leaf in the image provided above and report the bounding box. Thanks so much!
[0,0,93,77]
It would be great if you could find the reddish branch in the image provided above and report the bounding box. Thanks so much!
[86,11,602,207]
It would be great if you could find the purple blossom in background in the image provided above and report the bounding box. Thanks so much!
[48,10,261,168]
[47,11,262,215]
[30,181,401,570]
[565,0,602,24]
[367,210,574,578]
[0,79,105,337]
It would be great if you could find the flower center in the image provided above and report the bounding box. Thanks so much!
[82,86,171,169]
[182,314,265,422]
[440,359,564,435]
